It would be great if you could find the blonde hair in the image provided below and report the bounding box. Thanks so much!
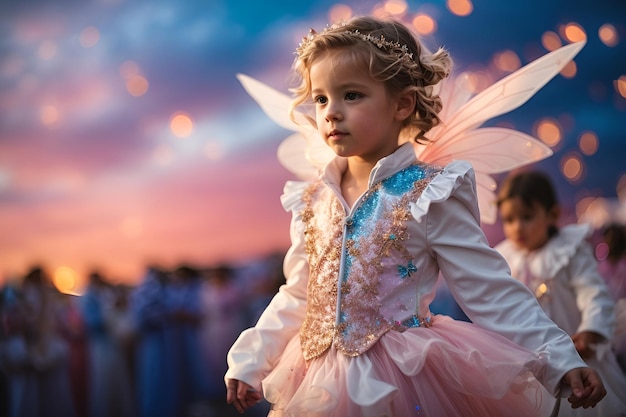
[290,16,452,143]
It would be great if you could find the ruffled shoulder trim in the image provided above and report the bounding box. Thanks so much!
[535,223,592,277]
[280,180,314,213]
[410,160,477,223]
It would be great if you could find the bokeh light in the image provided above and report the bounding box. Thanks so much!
[492,50,521,73]
[383,0,408,16]
[328,4,353,23]
[534,118,562,147]
[126,75,149,97]
[40,105,60,127]
[561,153,584,182]
[412,13,437,36]
[53,266,79,295]
[447,0,473,16]
[616,75,626,98]
[170,112,194,138]
[562,22,587,42]
[598,23,619,47]
[560,60,578,78]
[541,31,562,51]
[578,131,599,155]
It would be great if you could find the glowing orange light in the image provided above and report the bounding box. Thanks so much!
[53,266,78,294]
[412,14,436,36]
[562,22,587,43]
[599,24,619,47]
[80,26,100,48]
[541,31,562,51]
[38,40,57,60]
[447,0,473,16]
[578,131,598,155]
[561,154,583,182]
[329,4,353,23]
[371,5,388,18]
[384,0,408,16]
[493,50,521,73]
[616,75,626,98]
[535,118,562,146]
[126,75,149,97]
[170,113,193,138]
[560,60,577,78]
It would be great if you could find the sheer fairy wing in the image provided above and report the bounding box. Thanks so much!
[276,133,335,180]
[475,172,498,224]
[418,41,585,223]
[427,41,586,147]
[237,73,333,179]
[418,127,552,173]
[237,73,309,130]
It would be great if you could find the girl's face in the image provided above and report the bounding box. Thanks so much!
[499,196,559,252]
[309,50,406,165]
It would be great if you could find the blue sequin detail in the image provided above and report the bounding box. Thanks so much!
[382,164,427,195]
[402,315,422,328]
[398,261,417,278]
[339,164,428,326]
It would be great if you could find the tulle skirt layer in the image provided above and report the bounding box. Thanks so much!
[262,315,552,417]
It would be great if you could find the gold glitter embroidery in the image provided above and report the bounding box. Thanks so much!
[299,181,344,360]
[299,163,442,360]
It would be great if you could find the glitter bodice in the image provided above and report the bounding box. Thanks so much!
[299,162,441,360]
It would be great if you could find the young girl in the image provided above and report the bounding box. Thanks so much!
[226,16,606,416]
[496,170,626,416]
[598,223,626,372]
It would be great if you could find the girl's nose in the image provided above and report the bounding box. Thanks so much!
[324,102,343,122]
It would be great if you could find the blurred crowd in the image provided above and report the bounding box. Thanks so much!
[0,221,624,417]
[0,253,285,417]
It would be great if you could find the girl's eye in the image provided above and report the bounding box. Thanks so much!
[314,96,327,105]
[345,92,360,101]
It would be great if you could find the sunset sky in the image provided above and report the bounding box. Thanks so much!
[1,0,625,292]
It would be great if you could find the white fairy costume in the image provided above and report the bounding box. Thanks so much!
[496,224,626,416]
[225,40,597,416]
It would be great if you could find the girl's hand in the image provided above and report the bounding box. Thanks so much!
[572,331,605,360]
[562,367,606,409]
[226,378,263,414]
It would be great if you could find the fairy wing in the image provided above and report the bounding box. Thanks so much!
[417,40,585,223]
[423,40,586,151]
[237,73,333,180]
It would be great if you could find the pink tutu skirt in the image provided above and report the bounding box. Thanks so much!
[262,315,553,417]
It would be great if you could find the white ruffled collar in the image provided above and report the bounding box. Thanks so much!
[499,223,592,279]
[320,142,418,189]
